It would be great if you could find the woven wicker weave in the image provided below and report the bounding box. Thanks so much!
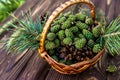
[39,0,105,74]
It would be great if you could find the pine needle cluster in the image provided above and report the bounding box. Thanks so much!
[106,65,117,72]
[5,15,46,54]
[104,15,120,56]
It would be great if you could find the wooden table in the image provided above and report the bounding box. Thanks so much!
[0,0,120,80]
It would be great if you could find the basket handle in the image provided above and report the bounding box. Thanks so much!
[39,0,96,56]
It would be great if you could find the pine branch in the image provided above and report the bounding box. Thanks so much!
[106,65,117,72]
[4,14,47,54]
[104,15,120,56]
[104,32,120,37]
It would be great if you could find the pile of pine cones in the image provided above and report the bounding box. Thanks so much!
[45,12,104,65]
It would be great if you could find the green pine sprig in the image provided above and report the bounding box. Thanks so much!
[5,14,47,54]
[104,15,120,56]
[106,65,117,72]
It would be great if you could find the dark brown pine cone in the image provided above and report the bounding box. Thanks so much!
[76,51,82,55]
[76,56,81,61]
[59,52,67,59]
[84,57,90,61]
[65,54,73,61]
[81,57,84,61]
[60,47,67,53]
[69,45,75,52]
[81,53,86,57]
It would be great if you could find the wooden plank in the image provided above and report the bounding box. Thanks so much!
[31,0,67,20]
[17,52,49,80]
[45,69,77,80]
[76,67,106,80]
[0,50,34,80]
[114,0,120,18]
[92,0,107,13]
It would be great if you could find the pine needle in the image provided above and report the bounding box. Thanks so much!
[104,15,120,56]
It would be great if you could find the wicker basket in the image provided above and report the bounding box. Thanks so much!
[39,0,105,74]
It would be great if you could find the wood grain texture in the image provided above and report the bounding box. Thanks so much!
[0,0,120,80]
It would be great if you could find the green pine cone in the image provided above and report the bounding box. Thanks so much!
[65,29,74,38]
[47,32,56,41]
[92,26,101,37]
[76,31,81,37]
[85,18,93,26]
[52,55,58,62]
[66,60,73,65]
[45,40,49,44]
[95,38,101,43]
[58,30,65,40]
[64,12,72,17]
[93,44,102,53]
[95,37,105,48]
[61,20,71,29]
[51,25,60,33]
[82,29,93,40]
[75,38,87,49]
[69,26,79,33]
[57,17,66,24]
[59,59,66,64]
[63,37,72,45]
[75,13,86,22]
[76,22,88,30]
[87,39,95,48]
[45,41,55,50]
[48,50,55,55]
[54,39,60,47]
[74,37,79,42]
[58,13,64,18]
[52,21,59,25]
[68,14,76,22]
[78,34,85,38]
